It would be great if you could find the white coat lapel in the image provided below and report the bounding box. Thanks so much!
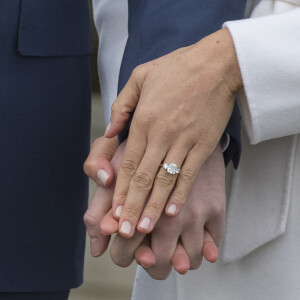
[222,131,298,263]
[222,0,300,264]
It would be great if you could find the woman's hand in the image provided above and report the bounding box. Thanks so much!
[105,29,242,237]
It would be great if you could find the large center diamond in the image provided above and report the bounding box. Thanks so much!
[163,163,180,175]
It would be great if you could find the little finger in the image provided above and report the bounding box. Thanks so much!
[165,146,206,216]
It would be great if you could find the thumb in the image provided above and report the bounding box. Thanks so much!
[105,63,150,138]
[84,136,118,187]
[100,209,119,236]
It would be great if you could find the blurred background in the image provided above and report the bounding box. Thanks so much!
[69,3,137,299]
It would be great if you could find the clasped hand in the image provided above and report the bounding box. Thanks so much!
[84,137,225,279]
[83,28,241,279]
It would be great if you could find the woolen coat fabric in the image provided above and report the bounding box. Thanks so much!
[0,0,92,292]
[222,1,300,263]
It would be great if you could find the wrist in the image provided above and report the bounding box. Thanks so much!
[192,29,243,95]
[220,28,243,94]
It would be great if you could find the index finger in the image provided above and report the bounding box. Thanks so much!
[83,136,118,187]
[105,63,153,138]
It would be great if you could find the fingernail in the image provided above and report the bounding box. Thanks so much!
[97,169,109,186]
[167,204,177,215]
[139,217,151,230]
[104,122,111,135]
[120,221,132,235]
[115,205,123,217]
[90,238,100,257]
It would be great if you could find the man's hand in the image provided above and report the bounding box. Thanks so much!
[104,28,241,238]
[83,136,118,256]
[84,136,118,188]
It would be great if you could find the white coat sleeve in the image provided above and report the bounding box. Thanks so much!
[224,5,300,144]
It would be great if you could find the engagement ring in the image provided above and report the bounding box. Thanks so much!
[161,163,181,175]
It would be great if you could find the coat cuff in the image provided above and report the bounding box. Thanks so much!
[224,8,300,144]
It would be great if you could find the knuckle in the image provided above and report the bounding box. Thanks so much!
[156,172,175,188]
[132,170,153,191]
[111,101,118,114]
[131,65,145,79]
[111,100,127,119]
[113,190,127,204]
[210,201,226,217]
[180,168,196,182]
[90,136,103,148]
[111,100,122,115]
[146,202,162,216]
[189,256,203,270]
[160,122,177,139]
[110,248,132,268]
[146,258,172,280]
[112,258,131,268]
[123,203,139,219]
[120,157,138,176]
[170,190,186,204]
[188,206,205,220]
[83,158,96,176]
[147,269,170,280]
[83,213,98,228]
[165,122,177,134]
[197,131,216,153]
[134,110,152,128]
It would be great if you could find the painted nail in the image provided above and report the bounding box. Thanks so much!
[104,122,111,135]
[120,221,132,235]
[139,217,151,230]
[115,205,123,217]
[90,238,100,257]
[97,169,109,186]
[167,204,177,215]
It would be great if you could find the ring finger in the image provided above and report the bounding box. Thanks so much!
[165,145,206,216]
[137,141,192,233]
